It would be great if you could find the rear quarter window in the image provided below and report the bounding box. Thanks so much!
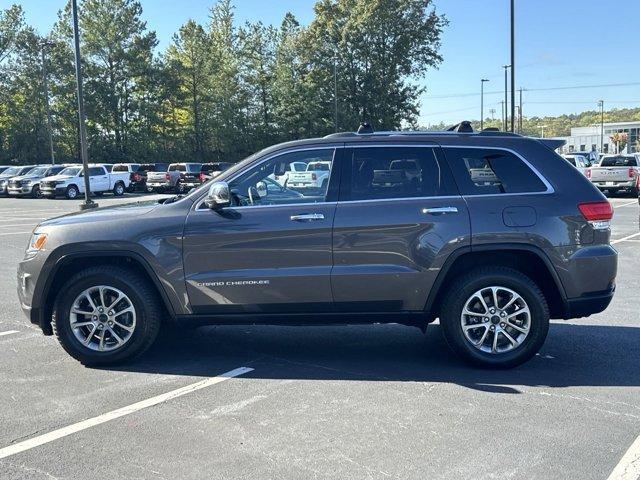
[443,147,548,195]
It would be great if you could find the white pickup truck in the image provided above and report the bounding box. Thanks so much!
[587,154,640,196]
[285,160,332,191]
[39,164,131,199]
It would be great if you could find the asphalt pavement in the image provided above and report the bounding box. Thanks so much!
[0,194,638,479]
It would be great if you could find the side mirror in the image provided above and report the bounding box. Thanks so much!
[204,181,231,209]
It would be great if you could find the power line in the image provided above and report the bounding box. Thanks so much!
[423,82,640,100]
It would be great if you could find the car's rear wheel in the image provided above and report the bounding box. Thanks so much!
[52,266,162,366]
[113,182,125,196]
[440,267,549,369]
[31,186,42,198]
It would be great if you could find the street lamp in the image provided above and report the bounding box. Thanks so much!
[538,124,548,138]
[598,100,604,153]
[40,40,55,165]
[503,65,511,131]
[480,79,489,130]
[71,0,97,210]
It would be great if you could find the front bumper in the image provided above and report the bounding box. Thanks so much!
[41,187,66,197]
[8,186,33,196]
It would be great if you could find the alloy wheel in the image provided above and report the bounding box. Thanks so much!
[460,286,531,354]
[69,285,137,352]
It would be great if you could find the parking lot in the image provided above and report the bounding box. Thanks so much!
[0,194,638,479]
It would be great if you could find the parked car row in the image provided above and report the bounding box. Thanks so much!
[0,161,234,199]
[562,153,640,197]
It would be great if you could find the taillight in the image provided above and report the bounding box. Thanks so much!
[199,172,205,182]
[586,168,591,178]
[629,168,635,179]
[165,173,170,181]
[131,173,141,182]
[578,201,613,230]
[312,173,317,180]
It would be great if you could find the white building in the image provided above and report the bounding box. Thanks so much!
[553,121,640,154]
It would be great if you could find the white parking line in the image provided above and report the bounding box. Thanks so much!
[0,330,19,337]
[0,231,32,236]
[612,232,640,245]
[613,200,638,209]
[0,366,253,460]
[607,433,640,480]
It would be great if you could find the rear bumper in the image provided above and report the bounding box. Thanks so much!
[565,287,615,318]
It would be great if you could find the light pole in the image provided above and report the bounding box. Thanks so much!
[598,100,604,153]
[489,108,496,120]
[538,124,548,138]
[71,0,96,210]
[503,65,511,131]
[480,78,489,130]
[510,0,515,132]
[40,40,55,165]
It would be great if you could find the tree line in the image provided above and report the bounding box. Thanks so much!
[0,0,447,165]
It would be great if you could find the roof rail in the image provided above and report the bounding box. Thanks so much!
[446,121,473,133]
[323,132,358,139]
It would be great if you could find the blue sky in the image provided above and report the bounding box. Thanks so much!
[8,0,640,125]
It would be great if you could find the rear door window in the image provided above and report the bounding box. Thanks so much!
[443,148,548,195]
[112,165,129,172]
[342,146,457,201]
[88,167,105,176]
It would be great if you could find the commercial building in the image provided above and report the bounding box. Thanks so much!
[554,121,640,154]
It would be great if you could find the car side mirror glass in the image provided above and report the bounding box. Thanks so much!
[205,181,231,209]
[273,162,287,176]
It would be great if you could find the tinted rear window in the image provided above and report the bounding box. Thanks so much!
[169,164,186,172]
[112,165,129,172]
[600,156,638,167]
[444,148,547,195]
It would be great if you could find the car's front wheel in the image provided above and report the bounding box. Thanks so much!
[65,185,79,199]
[52,266,162,366]
[440,267,549,369]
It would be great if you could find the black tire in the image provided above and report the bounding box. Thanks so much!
[113,182,125,196]
[52,265,162,366]
[439,267,549,369]
[31,186,42,199]
[630,187,639,198]
[175,181,184,194]
[66,185,79,199]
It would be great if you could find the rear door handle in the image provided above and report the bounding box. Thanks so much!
[290,213,325,221]
[422,206,458,215]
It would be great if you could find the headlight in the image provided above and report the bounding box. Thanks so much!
[23,180,31,185]
[26,232,47,255]
[55,180,66,185]
[0,180,6,186]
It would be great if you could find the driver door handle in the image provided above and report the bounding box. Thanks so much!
[290,213,325,221]
[422,206,458,215]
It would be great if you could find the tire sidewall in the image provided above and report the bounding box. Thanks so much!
[114,182,125,196]
[54,272,155,365]
[441,271,549,368]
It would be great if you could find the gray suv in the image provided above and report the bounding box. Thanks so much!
[17,125,617,368]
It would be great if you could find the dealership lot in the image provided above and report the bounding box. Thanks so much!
[0,196,638,479]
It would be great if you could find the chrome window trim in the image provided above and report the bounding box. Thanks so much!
[193,145,342,211]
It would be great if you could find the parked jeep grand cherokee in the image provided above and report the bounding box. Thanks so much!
[17,124,617,368]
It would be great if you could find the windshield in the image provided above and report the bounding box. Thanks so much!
[28,167,49,176]
[59,167,82,176]
[2,167,21,176]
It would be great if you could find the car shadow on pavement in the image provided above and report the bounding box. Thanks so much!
[105,322,640,393]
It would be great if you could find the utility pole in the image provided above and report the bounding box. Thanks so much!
[518,87,523,133]
[501,101,505,131]
[503,65,510,131]
[333,55,338,132]
[40,40,55,165]
[510,0,516,132]
[489,108,496,121]
[71,0,96,210]
[598,100,604,153]
[480,78,489,130]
